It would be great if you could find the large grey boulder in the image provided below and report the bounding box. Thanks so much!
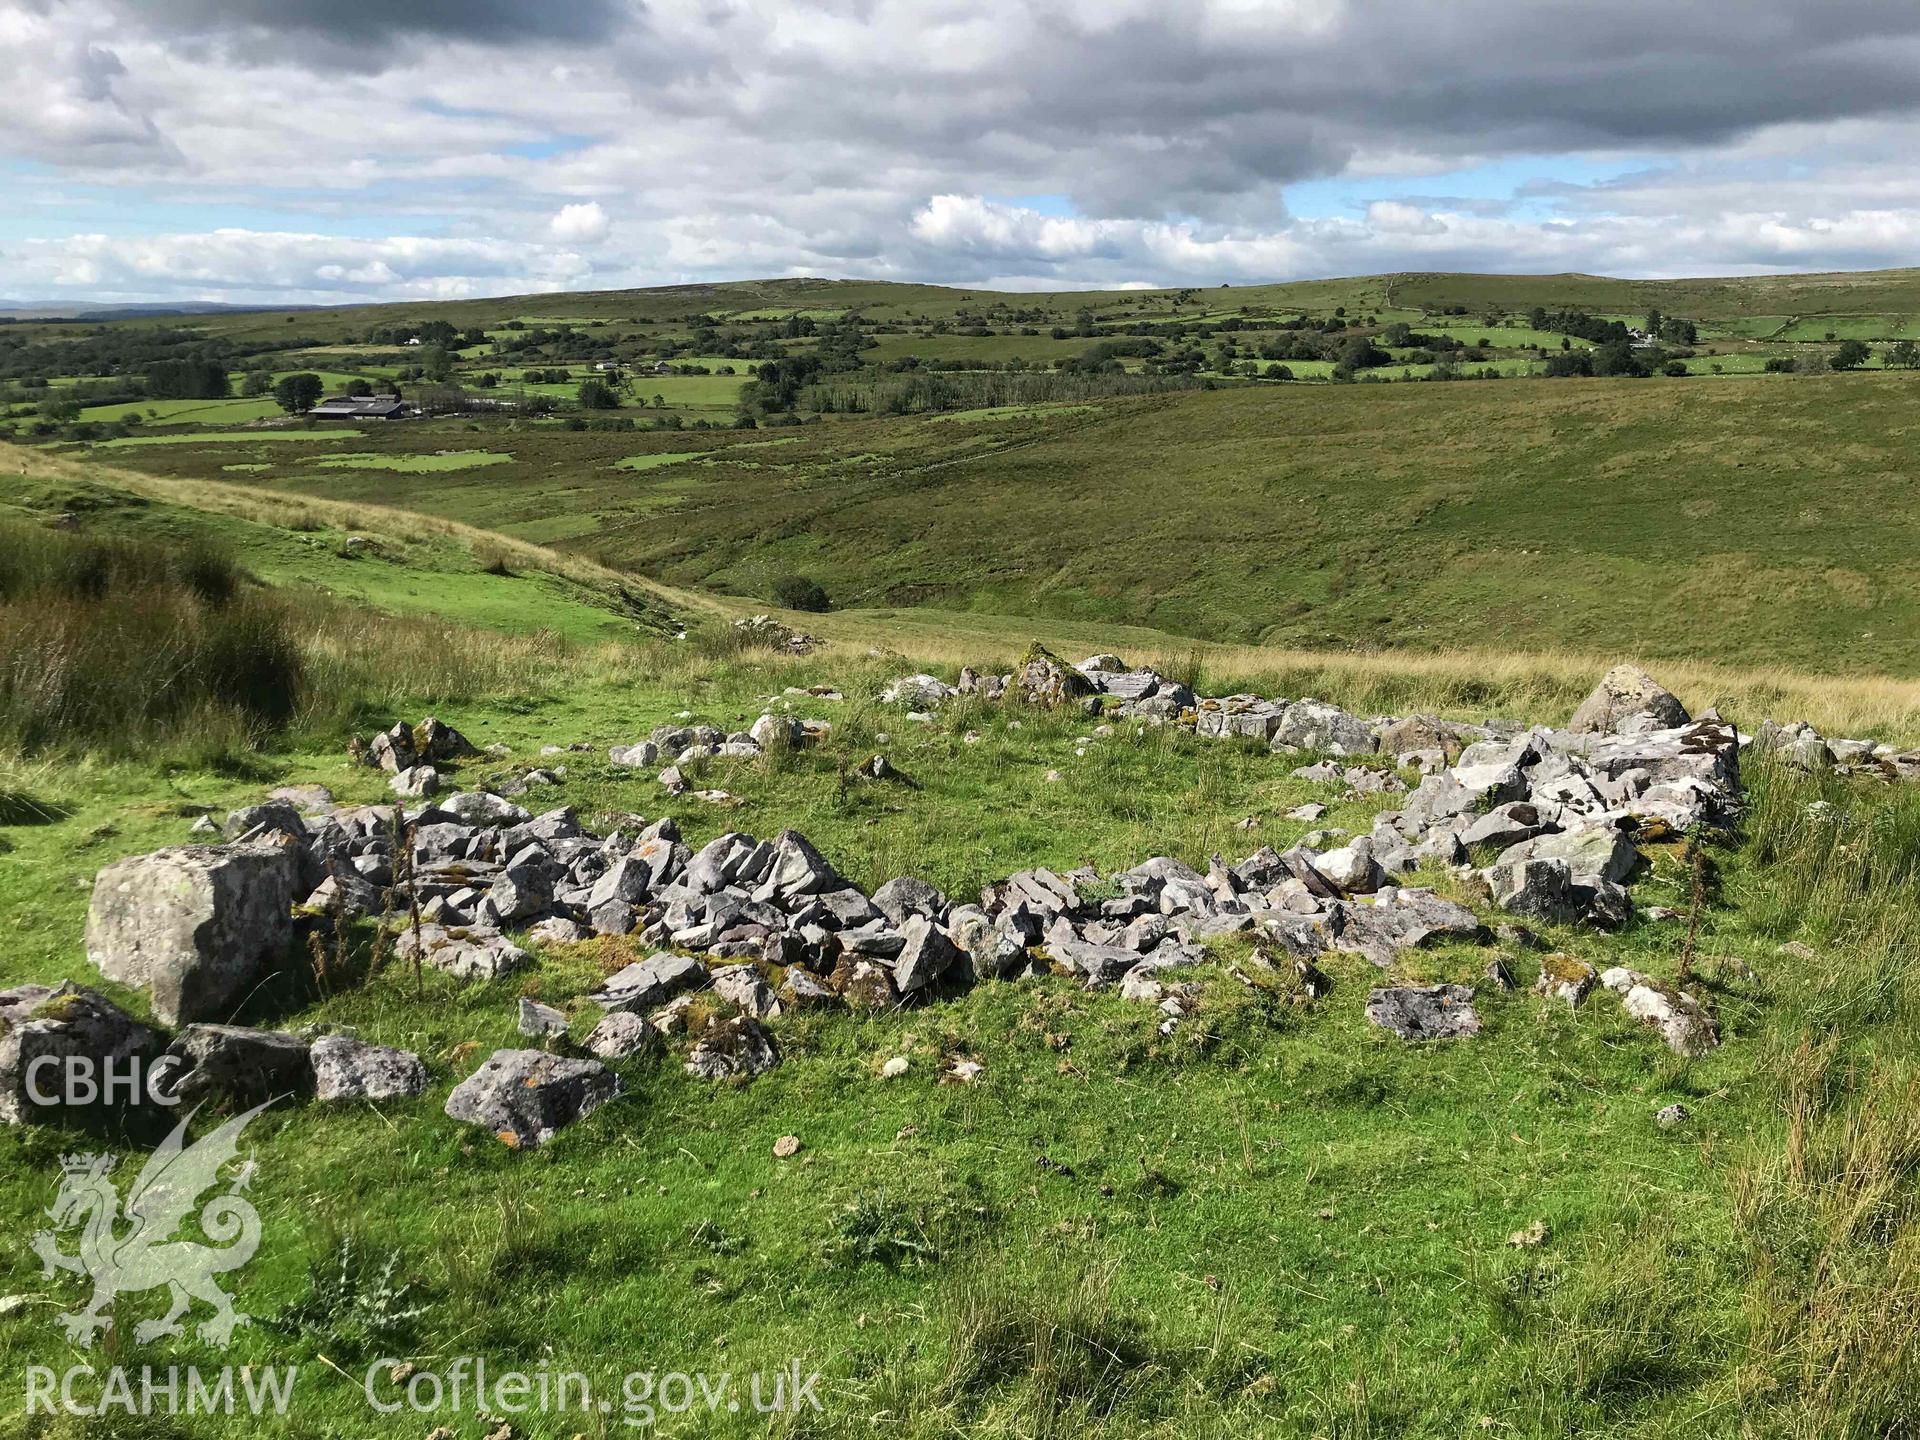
[1493,827,1638,886]
[310,1035,427,1102]
[444,1049,619,1148]
[1051,937,1142,988]
[1567,666,1689,735]
[871,876,949,929]
[1313,838,1383,895]
[414,716,475,762]
[367,721,418,773]
[390,765,440,799]
[0,983,161,1125]
[1754,720,1835,772]
[489,860,555,925]
[1199,703,1285,743]
[709,964,781,1018]
[160,1024,311,1104]
[440,792,532,828]
[1376,715,1481,762]
[1273,699,1376,756]
[684,832,761,895]
[1366,985,1482,1040]
[85,843,297,1025]
[1459,802,1551,851]
[1014,643,1096,705]
[749,714,807,750]
[587,856,652,912]
[947,904,1030,981]
[221,800,306,844]
[1487,857,1578,924]
[752,829,843,904]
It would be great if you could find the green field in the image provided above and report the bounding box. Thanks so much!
[311,449,514,473]
[613,450,702,471]
[77,395,283,426]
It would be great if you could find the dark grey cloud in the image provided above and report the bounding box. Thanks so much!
[554,0,1920,230]
[109,0,639,70]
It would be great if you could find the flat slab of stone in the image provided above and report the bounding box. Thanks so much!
[591,953,706,1011]
[1332,890,1481,967]
[1366,984,1482,1040]
[310,1035,428,1102]
[162,1023,310,1104]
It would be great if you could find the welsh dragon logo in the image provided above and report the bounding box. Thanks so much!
[30,1102,271,1348]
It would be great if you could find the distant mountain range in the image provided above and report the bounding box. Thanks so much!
[0,300,324,320]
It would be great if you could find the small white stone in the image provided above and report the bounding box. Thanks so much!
[881,1055,910,1078]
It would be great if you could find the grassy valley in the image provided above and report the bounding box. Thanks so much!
[56,366,1920,675]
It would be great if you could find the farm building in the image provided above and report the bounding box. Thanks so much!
[308,395,412,420]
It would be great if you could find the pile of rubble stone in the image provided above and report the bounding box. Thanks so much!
[2,661,1769,1149]
[892,645,1920,783]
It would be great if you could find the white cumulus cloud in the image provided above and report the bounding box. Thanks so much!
[548,201,611,245]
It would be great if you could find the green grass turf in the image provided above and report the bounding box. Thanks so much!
[613,451,702,471]
[309,450,514,473]
[0,435,1914,1435]
[0,636,1890,1438]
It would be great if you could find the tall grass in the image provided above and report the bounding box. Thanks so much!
[0,521,302,754]
[1726,760,1920,1435]
[0,519,601,759]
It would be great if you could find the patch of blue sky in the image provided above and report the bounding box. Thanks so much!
[498,134,594,159]
[985,192,1078,217]
[1285,154,1672,222]
[0,160,482,246]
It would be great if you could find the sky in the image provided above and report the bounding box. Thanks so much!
[4,0,1920,305]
